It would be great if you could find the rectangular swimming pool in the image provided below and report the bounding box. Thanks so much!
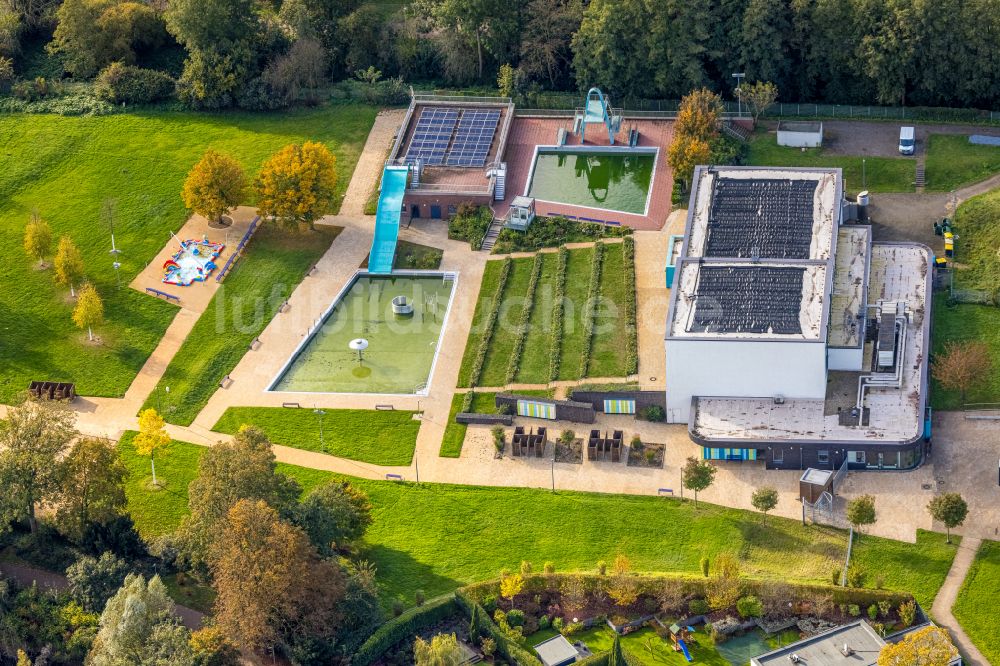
[526,147,656,215]
[269,271,456,394]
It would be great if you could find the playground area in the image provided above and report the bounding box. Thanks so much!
[162,237,225,286]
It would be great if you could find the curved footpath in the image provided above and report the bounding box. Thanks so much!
[931,537,988,666]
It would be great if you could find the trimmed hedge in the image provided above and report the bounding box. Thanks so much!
[549,246,568,382]
[578,241,606,378]
[507,253,544,383]
[622,236,638,376]
[468,258,512,387]
[456,591,543,666]
[352,595,459,666]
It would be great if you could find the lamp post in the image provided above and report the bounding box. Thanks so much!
[732,72,746,117]
[314,409,326,448]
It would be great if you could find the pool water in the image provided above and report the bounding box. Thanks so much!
[527,150,655,215]
[271,274,454,394]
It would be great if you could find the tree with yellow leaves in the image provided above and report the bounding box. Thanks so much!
[674,87,724,143]
[134,409,170,487]
[72,282,104,341]
[181,150,247,224]
[54,236,85,297]
[255,141,338,230]
[877,626,957,666]
[608,553,639,607]
[499,570,524,609]
[23,212,52,268]
[667,134,713,193]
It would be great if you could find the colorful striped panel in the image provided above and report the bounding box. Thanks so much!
[603,399,636,414]
[517,400,556,420]
[702,447,757,461]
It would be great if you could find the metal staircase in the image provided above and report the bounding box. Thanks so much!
[915,160,926,189]
[480,218,502,252]
[722,120,752,142]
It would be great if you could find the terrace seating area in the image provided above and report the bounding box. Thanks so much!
[587,429,623,462]
[512,426,547,457]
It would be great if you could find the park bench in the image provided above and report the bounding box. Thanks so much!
[145,287,180,304]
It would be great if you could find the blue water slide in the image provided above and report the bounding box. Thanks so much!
[678,639,693,663]
[368,165,409,274]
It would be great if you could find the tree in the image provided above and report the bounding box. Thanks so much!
[682,456,717,507]
[49,0,164,78]
[751,486,779,524]
[647,0,713,99]
[674,87,724,142]
[857,0,917,105]
[66,551,130,613]
[608,635,627,666]
[55,437,128,542]
[571,0,651,99]
[932,340,992,405]
[53,236,85,297]
[927,493,968,544]
[134,408,170,488]
[608,553,638,607]
[255,141,338,230]
[293,480,373,556]
[211,499,344,652]
[179,425,300,570]
[706,551,742,611]
[740,0,793,93]
[667,134,712,193]
[743,80,779,124]
[189,626,240,666]
[419,0,523,82]
[164,0,257,52]
[846,494,877,536]
[73,282,104,341]
[262,38,328,104]
[414,633,464,666]
[23,213,51,267]
[0,399,76,534]
[499,571,524,609]
[181,150,246,224]
[518,0,581,89]
[877,625,957,666]
[88,574,192,665]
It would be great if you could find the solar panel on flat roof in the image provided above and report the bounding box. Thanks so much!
[445,109,500,167]
[404,107,458,166]
[689,266,805,335]
[705,177,818,259]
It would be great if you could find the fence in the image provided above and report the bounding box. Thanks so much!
[216,216,260,283]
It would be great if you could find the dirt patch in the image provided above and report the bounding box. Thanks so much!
[555,438,583,464]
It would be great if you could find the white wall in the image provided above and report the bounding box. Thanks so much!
[664,338,828,423]
[777,130,823,148]
[827,346,864,372]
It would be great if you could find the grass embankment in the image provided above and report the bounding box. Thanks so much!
[119,438,959,604]
[925,134,1000,191]
[0,107,376,403]
[746,133,914,194]
[851,530,959,610]
[141,226,341,425]
[953,540,1000,665]
[931,295,1000,408]
[212,406,420,466]
[439,389,553,457]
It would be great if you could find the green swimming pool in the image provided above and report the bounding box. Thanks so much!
[527,149,655,215]
[270,273,455,394]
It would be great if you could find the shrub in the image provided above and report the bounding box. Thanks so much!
[560,430,575,446]
[414,589,425,606]
[832,567,842,586]
[847,565,867,588]
[563,621,584,636]
[868,604,878,621]
[391,598,404,617]
[639,405,666,422]
[578,241,605,377]
[875,575,885,590]
[737,595,763,619]
[645,449,657,464]
[235,76,287,111]
[507,609,525,627]
[468,257,512,386]
[622,236,638,374]
[359,76,409,106]
[543,562,555,575]
[12,77,64,102]
[481,595,498,614]
[549,246,568,380]
[688,598,710,615]
[596,560,607,575]
[538,614,550,630]
[898,600,917,627]
[506,252,543,383]
[878,600,891,618]
[700,557,710,577]
[461,390,475,413]
[95,63,175,105]
[353,596,458,666]
[630,435,643,450]
[481,637,496,657]
[552,616,564,632]
[520,561,533,576]
[448,203,493,250]
[491,426,505,455]
[848,604,861,617]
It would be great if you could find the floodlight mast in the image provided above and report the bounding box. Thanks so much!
[732,73,746,117]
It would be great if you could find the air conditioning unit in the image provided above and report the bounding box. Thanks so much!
[773,395,786,405]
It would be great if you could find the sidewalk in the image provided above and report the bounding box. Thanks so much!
[930,537,988,666]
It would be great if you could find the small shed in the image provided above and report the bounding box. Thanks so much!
[665,234,684,288]
[534,634,579,666]
[504,196,537,231]
[799,467,834,504]
[777,121,824,148]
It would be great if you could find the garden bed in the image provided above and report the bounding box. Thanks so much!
[490,216,630,254]
[554,437,583,464]
[626,441,664,468]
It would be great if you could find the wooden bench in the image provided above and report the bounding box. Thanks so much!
[145,287,180,304]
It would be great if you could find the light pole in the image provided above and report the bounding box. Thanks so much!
[732,72,746,117]
[104,199,122,289]
[862,158,867,190]
[314,409,326,448]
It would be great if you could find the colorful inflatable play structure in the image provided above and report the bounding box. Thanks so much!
[162,236,225,286]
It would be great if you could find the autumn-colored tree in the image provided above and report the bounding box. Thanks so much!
[742,80,779,124]
[927,493,968,544]
[608,554,638,607]
[55,437,128,543]
[189,626,240,666]
[414,633,464,666]
[73,282,104,341]
[932,340,992,405]
[292,480,373,556]
[681,456,717,507]
[181,150,246,224]
[23,213,52,267]
[134,409,170,487]
[211,499,344,652]
[255,141,338,230]
[877,625,957,666]
[706,551,742,610]
[54,236,85,297]
[561,574,588,612]
[674,87,724,142]
[499,571,524,609]
[667,134,712,192]
[846,494,877,537]
[751,486,779,524]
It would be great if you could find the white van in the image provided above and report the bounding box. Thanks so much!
[898,126,915,155]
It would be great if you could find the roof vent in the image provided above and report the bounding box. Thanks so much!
[842,643,855,656]
[773,395,785,405]
[788,655,801,664]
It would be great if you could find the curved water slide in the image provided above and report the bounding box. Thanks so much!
[368,165,409,274]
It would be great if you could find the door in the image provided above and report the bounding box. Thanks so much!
[430,205,442,219]
[410,205,420,219]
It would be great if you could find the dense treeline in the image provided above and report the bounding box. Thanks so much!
[1,0,1000,110]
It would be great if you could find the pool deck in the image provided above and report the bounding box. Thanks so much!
[494,117,675,231]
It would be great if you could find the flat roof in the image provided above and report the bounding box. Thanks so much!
[752,621,885,666]
[778,121,823,134]
[667,166,841,342]
[534,634,579,666]
[828,226,871,348]
[801,468,833,485]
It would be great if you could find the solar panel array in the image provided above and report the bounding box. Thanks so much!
[705,178,818,259]
[689,266,805,335]
[403,107,500,168]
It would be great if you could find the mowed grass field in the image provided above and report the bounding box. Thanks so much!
[457,244,632,387]
[119,437,959,605]
[953,540,1000,665]
[212,406,420,466]
[925,134,1000,192]
[439,389,554,457]
[0,106,376,403]
[931,295,1000,408]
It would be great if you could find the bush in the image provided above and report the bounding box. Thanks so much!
[481,637,496,656]
[468,257,512,386]
[461,390,475,413]
[563,621,584,636]
[578,241,605,377]
[235,76,287,111]
[736,595,763,619]
[448,203,493,250]
[832,567,842,586]
[543,562,555,575]
[688,598,710,615]
[391,598,404,617]
[700,557,710,577]
[506,253,543,383]
[359,76,409,106]
[353,596,458,666]
[560,430,575,446]
[95,63,175,105]
[638,405,665,422]
[491,426,505,454]
[898,599,917,627]
[549,246,568,380]
[596,560,607,576]
[491,216,631,254]
[848,604,861,617]
[847,565,867,588]
[507,608,525,627]
[538,614,550,630]
[868,604,878,621]
[622,236,638,375]
[414,589,425,606]
[12,77,63,102]
[552,616,564,632]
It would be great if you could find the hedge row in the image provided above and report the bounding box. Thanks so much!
[352,595,459,666]
[468,257,513,387]
[622,236,638,376]
[456,591,543,666]
[461,390,475,413]
[506,253,545,384]
[548,246,569,382]
[578,241,606,378]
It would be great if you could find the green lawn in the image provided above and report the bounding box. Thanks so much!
[931,295,1000,408]
[557,247,596,380]
[119,438,957,605]
[590,243,629,377]
[478,257,535,387]
[516,252,559,384]
[439,389,553,457]
[851,530,959,609]
[746,133,914,194]
[0,106,377,404]
[456,260,504,388]
[953,540,1000,665]
[950,186,1000,291]
[211,406,420,466]
[925,134,1000,192]
[141,225,341,425]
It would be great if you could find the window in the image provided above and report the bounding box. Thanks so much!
[817,450,830,464]
[850,451,866,465]
[772,449,784,464]
[448,204,457,216]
